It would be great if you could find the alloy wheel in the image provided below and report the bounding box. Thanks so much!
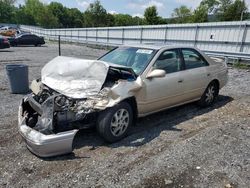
[205,85,215,104]
[110,109,129,137]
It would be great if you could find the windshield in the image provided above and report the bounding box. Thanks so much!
[99,47,157,75]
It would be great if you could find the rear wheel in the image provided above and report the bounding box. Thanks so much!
[198,81,219,107]
[97,102,133,143]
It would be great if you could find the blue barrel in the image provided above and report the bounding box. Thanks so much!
[6,64,29,94]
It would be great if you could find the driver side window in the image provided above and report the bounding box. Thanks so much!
[153,50,181,74]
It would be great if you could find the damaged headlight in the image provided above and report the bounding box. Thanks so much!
[33,87,54,104]
[47,87,111,115]
[55,95,74,110]
[54,95,97,114]
[73,100,95,114]
[71,88,111,113]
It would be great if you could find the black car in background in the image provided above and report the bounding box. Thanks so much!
[0,36,10,49]
[10,33,45,46]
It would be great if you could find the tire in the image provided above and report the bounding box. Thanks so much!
[35,43,41,47]
[97,102,133,143]
[198,81,219,107]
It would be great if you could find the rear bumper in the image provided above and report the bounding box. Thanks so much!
[18,98,78,157]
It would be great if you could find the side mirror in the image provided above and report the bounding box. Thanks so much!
[146,69,166,79]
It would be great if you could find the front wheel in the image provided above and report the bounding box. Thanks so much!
[198,81,219,107]
[97,102,133,143]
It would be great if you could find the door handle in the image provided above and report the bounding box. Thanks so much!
[178,79,184,83]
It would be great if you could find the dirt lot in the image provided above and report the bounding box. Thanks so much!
[0,42,250,188]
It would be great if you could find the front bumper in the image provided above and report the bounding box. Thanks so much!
[18,98,78,157]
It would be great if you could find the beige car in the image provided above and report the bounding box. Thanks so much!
[18,44,228,157]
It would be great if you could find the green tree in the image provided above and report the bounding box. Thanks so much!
[0,0,17,23]
[39,7,59,28]
[132,16,146,25]
[212,0,231,20]
[24,0,44,23]
[200,0,219,13]
[15,5,36,25]
[144,6,159,25]
[217,0,233,13]
[192,5,209,23]
[157,17,168,24]
[1,0,250,28]
[23,0,58,28]
[171,5,193,23]
[66,8,83,27]
[83,0,108,27]
[2,0,16,4]
[113,14,145,26]
[247,12,250,19]
[113,14,134,26]
[48,2,68,27]
[219,0,248,21]
[106,13,115,26]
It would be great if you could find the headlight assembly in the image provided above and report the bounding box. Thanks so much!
[55,96,73,109]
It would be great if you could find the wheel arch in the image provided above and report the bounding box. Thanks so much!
[122,96,138,124]
[210,79,220,89]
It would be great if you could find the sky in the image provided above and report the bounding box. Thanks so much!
[16,0,250,18]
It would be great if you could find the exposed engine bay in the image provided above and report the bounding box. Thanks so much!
[21,56,140,135]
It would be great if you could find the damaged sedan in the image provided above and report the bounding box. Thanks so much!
[18,44,228,157]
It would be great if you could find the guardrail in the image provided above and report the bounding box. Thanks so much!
[204,51,250,60]
[20,21,250,60]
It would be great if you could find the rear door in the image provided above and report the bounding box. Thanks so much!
[31,35,39,44]
[179,48,210,101]
[27,35,35,45]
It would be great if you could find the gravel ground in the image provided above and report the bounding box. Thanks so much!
[0,42,249,188]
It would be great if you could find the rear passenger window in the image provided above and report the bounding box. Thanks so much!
[182,49,208,69]
[153,50,181,73]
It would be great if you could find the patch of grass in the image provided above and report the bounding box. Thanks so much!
[233,62,250,70]
[232,60,250,70]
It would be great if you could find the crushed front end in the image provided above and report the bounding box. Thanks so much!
[18,56,140,157]
[18,81,105,157]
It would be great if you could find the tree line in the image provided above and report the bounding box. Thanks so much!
[0,0,249,28]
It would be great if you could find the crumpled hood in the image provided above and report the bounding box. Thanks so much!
[41,56,109,99]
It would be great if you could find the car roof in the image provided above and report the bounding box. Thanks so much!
[121,43,192,50]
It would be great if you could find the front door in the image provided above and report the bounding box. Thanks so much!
[137,49,185,115]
